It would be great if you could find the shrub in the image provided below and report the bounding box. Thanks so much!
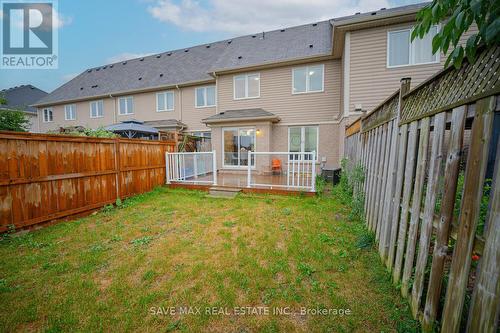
[0,109,30,132]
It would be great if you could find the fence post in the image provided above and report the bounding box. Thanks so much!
[212,150,217,186]
[311,151,316,192]
[193,153,198,179]
[247,152,252,188]
[165,151,170,184]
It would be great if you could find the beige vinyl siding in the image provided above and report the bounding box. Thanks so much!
[180,85,216,131]
[217,60,341,124]
[348,23,478,114]
[37,83,216,133]
[38,98,115,133]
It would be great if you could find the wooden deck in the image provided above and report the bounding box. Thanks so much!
[167,172,315,196]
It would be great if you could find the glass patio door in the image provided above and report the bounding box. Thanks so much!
[223,128,255,167]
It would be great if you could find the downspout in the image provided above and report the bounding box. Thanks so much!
[109,94,116,123]
[212,72,218,115]
[176,85,182,127]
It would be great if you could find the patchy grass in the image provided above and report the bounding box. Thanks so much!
[0,187,418,332]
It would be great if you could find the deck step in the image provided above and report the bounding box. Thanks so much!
[208,187,242,198]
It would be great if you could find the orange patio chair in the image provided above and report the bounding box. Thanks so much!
[272,158,282,174]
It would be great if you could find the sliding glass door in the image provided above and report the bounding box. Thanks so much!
[223,127,255,168]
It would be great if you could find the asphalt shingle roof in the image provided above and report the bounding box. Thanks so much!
[36,21,332,106]
[1,85,48,113]
[202,108,279,123]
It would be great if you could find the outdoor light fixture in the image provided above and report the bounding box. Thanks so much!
[256,129,261,135]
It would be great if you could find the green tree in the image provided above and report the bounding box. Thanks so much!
[0,110,30,132]
[412,0,500,68]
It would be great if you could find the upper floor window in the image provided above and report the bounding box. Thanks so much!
[234,73,260,99]
[292,65,324,94]
[196,86,216,108]
[118,96,134,115]
[64,104,76,120]
[90,100,104,118]
[157,91,174,112]
[43,108,53,122]
[387,25,439,67]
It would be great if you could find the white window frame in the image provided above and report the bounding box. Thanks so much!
[156,91,175,112]
[89,100,104,119]
[42,108,53,123]
[387,25,440,68]
[64,104,76,120]
[287,126,319,161]
[118,96,134,115]
[195,85,216,108]
[292,64,325,94]
[222,127,257,169]
[233,73,260,100]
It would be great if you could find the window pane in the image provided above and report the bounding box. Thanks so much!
[98,101,103,116]
[119,98,126,114]
[157,93,165,111]
[206,86,216,106]
[234,76,246,99]
[239,129,255,166]
[196,88,205,107]
[293,68,307,93]
[304,127,318,153]
[414,25,438,64]
[166,92,174,110]
[126,97,133,114]
[223,129,239,166]
[247,75,259,98]
[289,127,301,152]
[308,65,323,91]
[388,30,410,66]
[91,103,96,117]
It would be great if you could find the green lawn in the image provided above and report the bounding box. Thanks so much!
[0,187,418,332]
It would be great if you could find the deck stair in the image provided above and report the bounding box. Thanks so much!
[208,186,242,198]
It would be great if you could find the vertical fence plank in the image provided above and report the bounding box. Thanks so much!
[393,121,418,284]
[467,136,500,333]
[401,117,430,298]
[441,96,496,333]
[378,120,394,255]
[422,105,467,332]
[364,130,374,217]
[375,123,389,239]
[387,124,408,270]
[366,128,377,229]
[411,112,446,317]
[369,127,383,232]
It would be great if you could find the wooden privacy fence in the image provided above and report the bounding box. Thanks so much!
[344,46,500,332]
[0,132,175,232]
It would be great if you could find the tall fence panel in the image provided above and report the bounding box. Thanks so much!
[0,132,175,232]
[343,46,500,332]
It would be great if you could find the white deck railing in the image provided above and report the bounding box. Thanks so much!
[166,151,217,185]
[247,151,316,192]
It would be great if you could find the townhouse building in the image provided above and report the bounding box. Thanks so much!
[34,3,473,170]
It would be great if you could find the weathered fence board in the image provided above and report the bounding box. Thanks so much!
[441,96,495,333]
[467,137,500,333]
[0,132,175,232]
[422,105,467,332]
[343,46,499,332]
[411,111,446,317]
